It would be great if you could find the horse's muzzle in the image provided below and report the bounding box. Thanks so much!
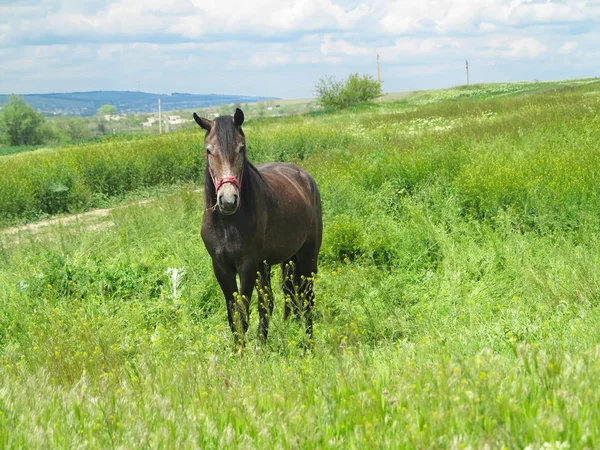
[217,185,240,215]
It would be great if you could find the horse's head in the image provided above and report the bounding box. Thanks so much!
[193,108,246,215]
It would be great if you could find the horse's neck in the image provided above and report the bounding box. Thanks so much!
[240,163,260,212]
[204,169,217,210]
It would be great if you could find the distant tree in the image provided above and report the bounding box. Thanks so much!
[314,76,343,109]
[95,105,114,135]
[125,115,142,127]
[97,120,106,135]
[53,117,91,142]
[315,73,381,109]
[0,95,46,146]
[98,104,116,116]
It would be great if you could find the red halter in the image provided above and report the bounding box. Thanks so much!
[206,151,243,209]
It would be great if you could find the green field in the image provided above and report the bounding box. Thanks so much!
[2,79,600,448]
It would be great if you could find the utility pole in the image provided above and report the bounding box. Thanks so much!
[466,60,470,85]
[158,97,162,134]
[377,54,382,102]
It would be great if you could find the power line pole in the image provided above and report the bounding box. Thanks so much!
[377,54,382,102]
[466,60,470,85]
[158,97,162,134]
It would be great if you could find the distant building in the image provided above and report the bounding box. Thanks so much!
[142,117,156,127]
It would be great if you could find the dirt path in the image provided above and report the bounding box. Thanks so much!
[1,199,154,237]
[2,187,204,240]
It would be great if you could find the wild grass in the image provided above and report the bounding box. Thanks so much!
[1,78,600,448]
[0,144,44,157]
[0,132,201,225]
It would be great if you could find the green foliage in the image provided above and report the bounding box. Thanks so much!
[0,144,43,157]
[406,77,600,104]
[2,78,600,447]
[324,214,364,262]
[98,104,117,116]
[52,117,93,143]
[315,73,381,109]
[0,95,46,146]
[0,132,202,223]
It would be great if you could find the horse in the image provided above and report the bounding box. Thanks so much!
[193,108,322,346]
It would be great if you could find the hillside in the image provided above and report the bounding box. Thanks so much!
[2,78,600,447]
[0,91,278,116]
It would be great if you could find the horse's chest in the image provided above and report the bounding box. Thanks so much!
[202,222,257,263]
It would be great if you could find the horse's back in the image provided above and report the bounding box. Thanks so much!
[258,162,320,208]
[258,162,317,189]
[257,162,322,263]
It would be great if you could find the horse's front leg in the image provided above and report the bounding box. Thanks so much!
[236,263,258,346]
[211,260,243,345]
[256,262,274,344]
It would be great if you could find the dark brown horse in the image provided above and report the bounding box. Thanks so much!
[193,108,322,345]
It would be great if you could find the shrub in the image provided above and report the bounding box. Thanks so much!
[323,214,365,262]
[0,95,47,146]
[52,117,93,143]
[315,73,381,109]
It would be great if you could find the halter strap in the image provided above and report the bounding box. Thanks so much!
[206,151,243,210]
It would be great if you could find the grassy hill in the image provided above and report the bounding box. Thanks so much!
[1,78,600,448]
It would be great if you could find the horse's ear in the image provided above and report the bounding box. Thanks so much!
[234,108,244,128]
[193,112,213,131]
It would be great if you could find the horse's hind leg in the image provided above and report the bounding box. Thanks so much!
[281,257,302,322]
[296,246,319,339]
[256,262,274,344]
[296,271,316,339]
[282,248,319,339]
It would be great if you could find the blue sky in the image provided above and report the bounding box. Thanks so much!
[0,0,598,98]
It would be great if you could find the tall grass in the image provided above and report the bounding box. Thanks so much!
[1,79,600,447]
[2,79,599,225]
[0,132,201,224]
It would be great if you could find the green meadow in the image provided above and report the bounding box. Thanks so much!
[1,79,600,448]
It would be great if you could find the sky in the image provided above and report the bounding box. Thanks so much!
[0,0,599,99]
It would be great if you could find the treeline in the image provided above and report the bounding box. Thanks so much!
[0,96,145,149]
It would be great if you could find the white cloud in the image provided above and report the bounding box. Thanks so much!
[380,37,462,58]
[379,0,598,35]
[380,0,496,34]
[250,51,291,68]
[1,0,599,97]
[320,35,371,56]
[503,37,547,59]
[472,36,549,60]
[132,0,367,37]
[507,2,588,25]
[0,0,370,46]
[297,52,321,64]
[479,22,497,33]
[558,41,578,55]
